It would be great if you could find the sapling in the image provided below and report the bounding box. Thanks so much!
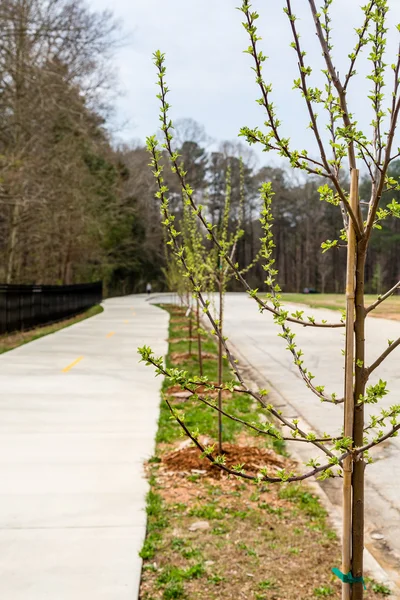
[181,201,206,372]
[204,162,245,453]
[140,3,400,599]
[177,161,250,448]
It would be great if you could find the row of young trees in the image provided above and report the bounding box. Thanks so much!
[140,2,400,599]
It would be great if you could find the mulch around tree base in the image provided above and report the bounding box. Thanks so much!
[162,444,288,479]
[170,351,218,364]
[165,383,233,400]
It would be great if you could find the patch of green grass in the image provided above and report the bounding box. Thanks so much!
[208,574,224,585]
[170,538,202,560]
[313,586,335,596]
[211,524,229,535]
[0,304,103,355]
[258,502,284,516]
[162,581,185,599]
[237,541,258,557]
[140,489,169,560]
[188,503,225,520]
[156,562,205,596]
[259,579,276,590]
[279,485,326,521]
[231,509,250,520]
[371,581,392,595]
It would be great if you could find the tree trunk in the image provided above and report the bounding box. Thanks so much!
[196,299,203,376]
[188,293,192,355]
[217,273,223,454]
[6,199,21,284]
[351,240,367,600]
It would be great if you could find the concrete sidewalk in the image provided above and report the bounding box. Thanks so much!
[0,295,168,599]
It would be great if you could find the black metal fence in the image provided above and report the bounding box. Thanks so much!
[0,282,103,335]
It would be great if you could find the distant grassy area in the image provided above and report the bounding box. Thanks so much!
[282,293,400,320]
[0,304,104,355]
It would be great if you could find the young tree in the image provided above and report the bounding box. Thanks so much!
[140,3,400,599]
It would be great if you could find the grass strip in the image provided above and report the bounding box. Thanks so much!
[0,304,103,355]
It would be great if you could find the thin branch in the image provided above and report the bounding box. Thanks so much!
[343,1,376,91]
[240,6,329,178]
[365,44,400,241]
[285,0,332,175]
[243,2,362,238]
[355,423,400,455]
[389,151,400,163]
[368,337,400,375]
[366,281,400,314]
[244,130,329,175]
[308,0,366,237]
[358,147,376,184]
[308,0,357,172]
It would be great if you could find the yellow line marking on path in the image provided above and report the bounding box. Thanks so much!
[62,356,84,373]
[106,331,116,338]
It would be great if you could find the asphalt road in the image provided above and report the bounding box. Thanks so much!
[221,292,400,586]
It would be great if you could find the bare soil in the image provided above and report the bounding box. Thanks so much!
[141,444,384,599]
[163,444,286,478]
[165,383,233,401]
[170,351,218,365]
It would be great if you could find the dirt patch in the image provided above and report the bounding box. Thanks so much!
[168,337,206,343]
[194,384,233,400]
[170,324,190,333]
[165,383,233,401]
[166,306,187,316]
[141,460,385,600]
[170,351,218,365]
[162,443,287,479]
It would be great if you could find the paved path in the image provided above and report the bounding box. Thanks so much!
[0,295,168,600]
[222,293,400,585]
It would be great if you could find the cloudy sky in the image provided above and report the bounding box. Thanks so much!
[88,0,400,166]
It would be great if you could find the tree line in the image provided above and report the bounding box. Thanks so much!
[159,128,400,295]
[0,1,398,296]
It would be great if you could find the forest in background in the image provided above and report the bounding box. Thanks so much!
[0,0,398,296]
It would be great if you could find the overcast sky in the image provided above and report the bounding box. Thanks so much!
[88,0,400,167]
